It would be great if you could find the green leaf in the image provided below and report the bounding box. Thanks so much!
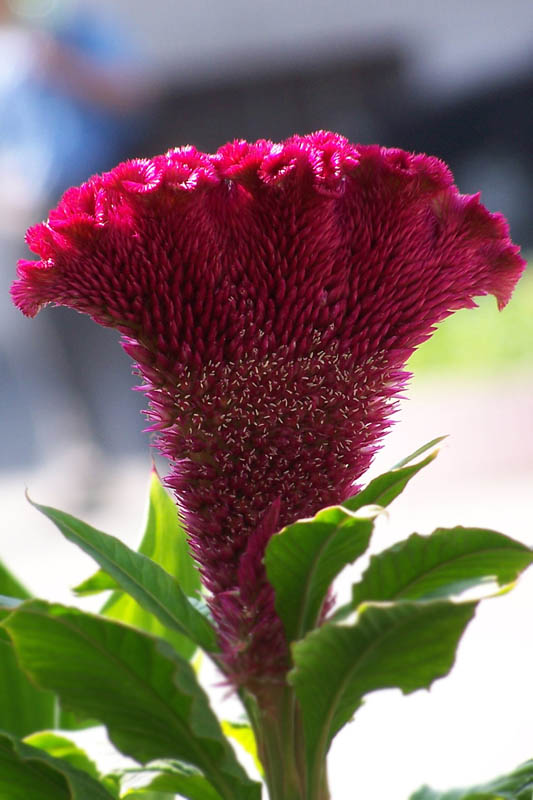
[265,437,443,644]
[76,470,201,600]
[265,505,380,643]
[4,601,260,800]
[121,793,170,800]
[221,722,262,776]
[1,599,97,734]
[411,791,498,800]
[0,568,56,738]
[325,439,445,624]
[75,571,118,595]
[352,527,533,606]
[99,472,203,659]
[410,790,495,800]
[102,592,197,662]
[121,793,169,800]
[343,438,443,513]
[0,559,30,600]
[391,436,447,470]
[0,633,56,738]
[139,470,201,597]
[410,758,533,799]
[23,732,100,781]
[0,579,97,736]
[28,497,217,654]
[23,731,121,798]
[0,730,115,799]
[290,599,477,786]
[119,761,224,800]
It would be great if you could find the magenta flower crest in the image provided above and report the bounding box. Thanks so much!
[12,131,524,686]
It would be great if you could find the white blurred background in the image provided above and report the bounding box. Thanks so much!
[1,1,532,797]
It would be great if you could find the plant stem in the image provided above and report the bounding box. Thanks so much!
[244,683,330,800]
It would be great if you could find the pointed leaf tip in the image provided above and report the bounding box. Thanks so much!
[343,438,443,513]
[391,435,448,470]
[29,498,217,653]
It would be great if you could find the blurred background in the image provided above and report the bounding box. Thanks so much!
[0,0,532,797]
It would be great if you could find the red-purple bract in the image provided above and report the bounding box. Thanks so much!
[12,131,525,687]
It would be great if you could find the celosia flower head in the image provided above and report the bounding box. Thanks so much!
[12,132,524,685]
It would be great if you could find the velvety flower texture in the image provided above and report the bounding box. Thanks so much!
[12,132,524,686]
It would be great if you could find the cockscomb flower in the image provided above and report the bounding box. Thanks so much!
[11,132,524,687]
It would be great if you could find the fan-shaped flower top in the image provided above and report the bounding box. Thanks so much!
[12,131,524,686]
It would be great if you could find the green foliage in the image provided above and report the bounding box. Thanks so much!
[410,759,533,799]
[75,570,118,594]
[23,731,121,797]
[75,471,202,659]
[0,559,30,600]
[139,469,202,597]
[29,497,217,655]
[221,722,263,776]
[265,438,445,644]
[265,504,379,643]
[290,600,478,791]
[23,731,100,781]
[2,601,260,800]
[2,438,530,800]
[0,730,115,799]
[76,470,201,598]
[343,437,444,512]
[0,565,56,737]
[284,471,533,798]
[0,627,56,738]
[119,761,225,800]
[122,794,170,800]
[351,527,533,605]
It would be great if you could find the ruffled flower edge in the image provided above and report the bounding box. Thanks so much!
[12,131,525,319]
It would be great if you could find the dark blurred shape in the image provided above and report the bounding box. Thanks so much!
[0,0,157,472]
[140,49,531,249]
[390,74,533,248]
[143,46,409,155]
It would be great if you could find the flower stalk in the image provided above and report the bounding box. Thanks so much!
[245,684,315,800]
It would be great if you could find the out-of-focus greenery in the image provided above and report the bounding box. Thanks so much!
[408,262,532,380]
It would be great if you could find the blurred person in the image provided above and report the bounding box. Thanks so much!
[0,0,155,477]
